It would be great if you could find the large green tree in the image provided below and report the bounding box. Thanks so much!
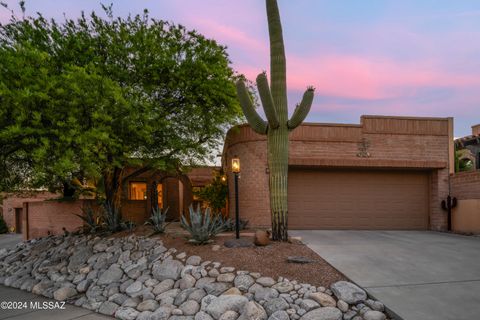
[0,5,241,209]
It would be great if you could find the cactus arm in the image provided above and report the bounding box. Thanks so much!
[256,72,279,129]
[287,87,315,129]
[236,80,268,134]
[266,0,287,119]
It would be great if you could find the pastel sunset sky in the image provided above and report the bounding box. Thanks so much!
[2,0,479,136]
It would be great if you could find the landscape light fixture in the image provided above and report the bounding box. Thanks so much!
[231,157,240,239]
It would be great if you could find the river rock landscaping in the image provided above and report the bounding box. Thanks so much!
[0,234,390,320]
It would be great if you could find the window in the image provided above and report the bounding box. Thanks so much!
[157,184,163,208]
[192,186,205,209]
[129,182,147,200]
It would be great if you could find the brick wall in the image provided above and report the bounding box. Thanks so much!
[451,171,480,233]
[223,115,452,230]
[451,171,480,200]
[24,200,92,240]
[1,192,57,231]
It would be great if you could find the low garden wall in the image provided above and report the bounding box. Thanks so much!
[451,171,480,233]
[24,199,94,240]
[1,192,57,233]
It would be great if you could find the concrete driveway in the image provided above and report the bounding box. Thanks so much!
[290,230,480,320]
[0,234,22,250]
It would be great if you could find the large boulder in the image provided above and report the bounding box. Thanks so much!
[115,306,139,320]
[203,282,232,296]
[234,274,255,292]
[299,307,342,320]
[53,286,77,301]
[238,301,267,320]
[67,246,92,271]
[330,281,367,304]
[97,264,124,285]
[263,298,289,316]
[307,292,336,307]
[363,310,387,320]
[206,295,249,319]
[152,259,184,281]
[98,301,119,316]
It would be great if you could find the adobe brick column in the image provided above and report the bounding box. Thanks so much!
[22,202,29,240]
[227,140,271,228]
[430,168,449,230]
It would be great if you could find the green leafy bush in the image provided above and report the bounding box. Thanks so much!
[194,172,228,214]
[181,205,228,244]
[145,207,169,234]
[0,215,8,234]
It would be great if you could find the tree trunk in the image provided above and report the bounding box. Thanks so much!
[103,167,123,213]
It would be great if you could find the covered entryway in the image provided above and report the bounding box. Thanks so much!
[288,168,429,229]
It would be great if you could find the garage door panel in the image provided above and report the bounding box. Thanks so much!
[288,169,429,230]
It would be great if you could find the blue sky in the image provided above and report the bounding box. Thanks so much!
[1,0,479,136]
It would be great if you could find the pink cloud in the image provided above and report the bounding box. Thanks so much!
[192,19,267,54]
[284,54,480,100]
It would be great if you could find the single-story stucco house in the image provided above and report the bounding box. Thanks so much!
[223,115,455,231]
[6,115,480,238]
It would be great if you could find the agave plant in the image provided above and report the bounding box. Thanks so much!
[222,217,249,232]
[181,205,228,244]
[121,220,136,233]
[102,201,123,233]
[145,207,169,234]
[74,205,101,234]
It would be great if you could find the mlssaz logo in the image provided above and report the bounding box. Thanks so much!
[30,301,66,309]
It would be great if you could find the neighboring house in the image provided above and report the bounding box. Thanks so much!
[454,124,480,171]
[2,167,218,239]
[223,115,454,231]
[450,124,480,234]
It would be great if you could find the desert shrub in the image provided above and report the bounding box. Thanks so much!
[181,205,228,244]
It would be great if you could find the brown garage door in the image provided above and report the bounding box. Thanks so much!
[288,169,429,230]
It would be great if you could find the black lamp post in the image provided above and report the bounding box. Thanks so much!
[232,158,241,239]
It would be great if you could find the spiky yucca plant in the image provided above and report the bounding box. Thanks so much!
[236,0,314,241]
[102,201,123,233]
[181,205,227,244]
[74,205,100,234]
[145,207,169,234]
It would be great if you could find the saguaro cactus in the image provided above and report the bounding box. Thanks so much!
[236,0,314,241]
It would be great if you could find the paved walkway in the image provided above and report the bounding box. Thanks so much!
[291,230,480,320]
[0,234,22,251]
[0,285,111,319]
